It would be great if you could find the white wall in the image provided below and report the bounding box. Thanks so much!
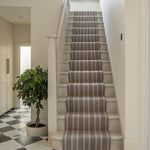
[100,0,147,149]
[0,18,14,115]
[13,24,31,108]
[30,0,63,122]
[100,0,125,134]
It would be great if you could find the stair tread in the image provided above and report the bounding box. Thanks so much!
[58,113,119,120]
[60,71,112,75]
[64,50,108,53]
[69,16,103,18]
[58,97,116,102]
[58,83,114,86]
[65,34,105,36]
[66,27,104,30]
[50,131,122,141]
[68,21,103,23]
[65,42,106,44]
[63,60,110,63]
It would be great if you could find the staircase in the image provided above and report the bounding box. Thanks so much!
[50,11,123,150]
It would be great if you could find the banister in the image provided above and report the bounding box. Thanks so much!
[47,0,70,142]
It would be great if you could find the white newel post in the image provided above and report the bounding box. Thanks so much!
[47,35,59,135]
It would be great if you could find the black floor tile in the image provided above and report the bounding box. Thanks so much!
[0,115,10,119]
[13,116,27,119]
[0,126,15,133]
[17,127,26,133]
[5,110,16,114]
[16,147,27,150]
[0,134,11,143]
[7,120,21,125]
[15,136,43,146]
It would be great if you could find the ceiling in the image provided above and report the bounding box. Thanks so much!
[0,6,30,24]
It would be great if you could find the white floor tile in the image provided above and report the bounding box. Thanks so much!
[0,123,9,128]
[25,140,52,150]
[4,130,23,139]
[1,117,16,122]
[0,140,22,150]
[12,123,26,129]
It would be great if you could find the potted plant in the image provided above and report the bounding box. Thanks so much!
[13,66,48,136]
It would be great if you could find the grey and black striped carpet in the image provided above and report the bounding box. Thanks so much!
[63,11,110,150]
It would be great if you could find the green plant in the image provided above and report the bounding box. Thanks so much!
[13,66,48,127]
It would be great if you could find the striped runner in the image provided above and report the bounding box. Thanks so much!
[72,28,100,34]
[72,35,100,42]
[71,42,100,50]
[66,97,106,113]
[63,11,110,150]
[70,51,101,60]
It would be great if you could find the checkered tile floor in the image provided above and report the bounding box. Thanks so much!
[0,106,53,150]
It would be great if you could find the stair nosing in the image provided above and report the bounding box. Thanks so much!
[60,71,112,75]
[57,113,119,120]
[63,50,108,53]
[57,83,114,87]
[62,60,110,64]
[49,131,122,141]
[65,28,104,30]
[57,97,116,103]
[65,42,107,45]
[65,34,105,37]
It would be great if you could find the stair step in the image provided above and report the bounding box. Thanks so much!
[63,50,109,61]
[49,131,123,150]
[60,71,113,84]
[65,35,106,42]
[68,83,104,97]
[61,60,111,72]
[69,60,102,71]
[57,97,118,114]
[65,112,109,130]
[68,16,103,22]
[57,113,120,131]
[65,42,107,51]
[57,84,115,98]
[68,71,103,83]
[68,22,104,28]
[69,11,102,17]
[65,28,105,35]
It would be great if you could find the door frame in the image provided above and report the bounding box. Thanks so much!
[14,42,31,108]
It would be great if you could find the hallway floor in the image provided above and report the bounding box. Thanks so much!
[0,106,52,150]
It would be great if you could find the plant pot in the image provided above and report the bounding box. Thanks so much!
[26,121,48,136]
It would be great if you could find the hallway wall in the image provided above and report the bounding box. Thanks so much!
[30,0,64,122]
[0,18,14,115]
[100,0,125,134]
[100,0,144,149]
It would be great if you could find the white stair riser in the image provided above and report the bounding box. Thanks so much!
[57,117,120,131]
[59,72,113,84]
[66,29,105,35]
[57,85,115,98]
[69,12,102,16]
[61,61,111,72]
[65,43,107,51]
[67,23,104,28]
[68,17,103,22]
[50,138,122,150]
[63,51,109,61]
[57,100,117,114]
[65,36,106,42]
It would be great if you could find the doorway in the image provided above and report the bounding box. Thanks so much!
[20,46,31,107]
